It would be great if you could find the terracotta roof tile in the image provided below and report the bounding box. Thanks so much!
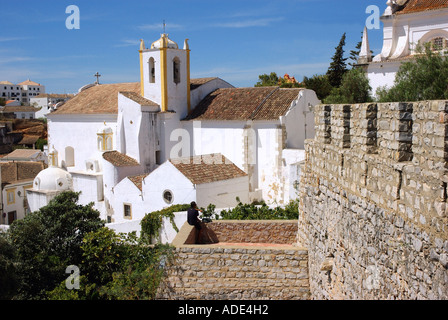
[52,83,140,115]
[396,0,448,14]
[18,135,40,145]
[4,149,42,159]
[52,78,219,115]
[170,153,247,185]
[119,91,159,107]
[190,77,218,90]
[127,173,149,191]
[1,105,38,113]
[252,88,302,120]
[17,79,41,86]
[102,151,139,167]
[185,87,302,121]
[0,161,45,185]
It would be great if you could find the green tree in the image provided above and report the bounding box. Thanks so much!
[0,234,18,299]
[303,74,333,100]
[324,68,372,104]
[376,44,448,102]
[48,228,174,300]
[255,72,279,87]
[7,191,104,299]
[327,33,348,87]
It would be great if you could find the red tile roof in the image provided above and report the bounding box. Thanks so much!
[185,87,302,121]
[127,173,149,191]
[170,153,247,185]
[397,0,448,14]
[0,161,45,186]
[102,151,139,167]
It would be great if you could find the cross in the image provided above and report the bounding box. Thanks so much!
[163,20,166,34]
[94,72,101,84]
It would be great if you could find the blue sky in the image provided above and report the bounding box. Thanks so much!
[0,0,386,94]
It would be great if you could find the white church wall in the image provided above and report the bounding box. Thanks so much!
[117,95,144,164]
[281,149,306,203]
[47,114,117,172]
[166,49,189,118]
[142,49,163,106]
[367,60,402,97]
[191,121,246,170]
[109,177,146,224]
[26,190,58,213]
[143,161,196,211]
[189,78,234,110]
[253,122,284,204]
[71,172,103,206]
[196,176,249,209]
[283,89,318,149]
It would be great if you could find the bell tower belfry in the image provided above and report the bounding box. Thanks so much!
[139,34,191,119]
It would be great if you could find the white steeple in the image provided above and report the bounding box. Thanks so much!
[358,26,372,64]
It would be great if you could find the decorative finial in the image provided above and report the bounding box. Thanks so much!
[163,20,166,34]
[183,38,190,50]
[139,39,145,51]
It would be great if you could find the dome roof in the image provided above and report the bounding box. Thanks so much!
[150,34,178,49]
[33,167,73,191]
[97,123,113,134]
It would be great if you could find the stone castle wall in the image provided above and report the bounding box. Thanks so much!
[158,221,309,300]
[298,101,448,299]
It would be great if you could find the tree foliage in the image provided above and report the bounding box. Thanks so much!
[140,204,190,243]
[303,74,333,100]
[327,33,348,88]
[255,72,302,88]
[376,44,448,102]
[216,198,299,220]
[6,191,104,299]
[324,68,373,104]
[48,228,174,300]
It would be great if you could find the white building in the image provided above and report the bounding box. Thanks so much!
[360,0,448,96]
[0,80,45,105]
[0,105,38,119]
[0,161,45,225]
[30,93,74,119]
[27,33,319,231]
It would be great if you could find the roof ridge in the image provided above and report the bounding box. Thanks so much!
[249,87,280,120]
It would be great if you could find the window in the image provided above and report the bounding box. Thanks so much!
[124,203,132,219]
[7,190,15,205]
[163,190,173,204]
[65,146,75,167]
[148,57,155,83]
[431,37,447,51]
[173,57,180,84]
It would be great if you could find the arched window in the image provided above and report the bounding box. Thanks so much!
[148,57,155,83]
[65,146,75,167]
[431,37,447,51]
[97,136,103,151]
[173,57,180,84]
[105,136,113,150]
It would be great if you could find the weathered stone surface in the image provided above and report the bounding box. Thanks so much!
[300,101,448,300]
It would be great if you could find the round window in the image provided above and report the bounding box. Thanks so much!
[163,190,173,204]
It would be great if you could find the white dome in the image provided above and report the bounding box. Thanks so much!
[151,34,178,49]
[33,167,73,191]
[97,124,113,134]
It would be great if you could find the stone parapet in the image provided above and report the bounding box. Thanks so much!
[300,100,448,300]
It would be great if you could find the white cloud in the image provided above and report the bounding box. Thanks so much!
[114,39,141,48]
[0,37,29,42]
[212,17,284,28]
[137,23,184,31]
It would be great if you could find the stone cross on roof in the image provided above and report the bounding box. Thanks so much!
[94,72,101,84]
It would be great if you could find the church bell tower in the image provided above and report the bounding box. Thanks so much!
[139,34,191,119]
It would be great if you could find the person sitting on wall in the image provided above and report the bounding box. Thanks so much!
[187,201,203,244]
